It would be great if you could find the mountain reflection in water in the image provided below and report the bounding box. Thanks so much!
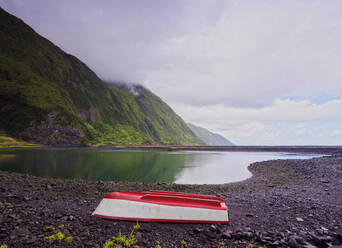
[0,149,323,184]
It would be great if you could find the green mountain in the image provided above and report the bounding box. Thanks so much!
[187,123,234,146]
[0,8,202,146]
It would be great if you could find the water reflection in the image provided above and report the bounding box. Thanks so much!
[0,149,323,184]
[174,151,323,184]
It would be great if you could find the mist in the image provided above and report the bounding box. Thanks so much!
[1,0,342,145]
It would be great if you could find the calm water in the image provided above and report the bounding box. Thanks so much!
[0,149,323,184]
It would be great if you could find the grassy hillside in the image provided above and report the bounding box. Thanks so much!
[0,8,202,146]
[0,135,39,148]
[188,123,234,146]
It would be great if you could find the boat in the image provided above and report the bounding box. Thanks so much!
[92,190,229,223]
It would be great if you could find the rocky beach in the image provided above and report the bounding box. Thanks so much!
[0,150,341,248]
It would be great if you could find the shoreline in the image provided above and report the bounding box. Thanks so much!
[96,145,342,154]
[0,150,341,247]
[2,144,342,155]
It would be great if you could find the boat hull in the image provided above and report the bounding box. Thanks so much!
[92,191,229,223]
[93,198,229,223]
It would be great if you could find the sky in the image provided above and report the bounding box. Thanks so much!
[1,0,342,145]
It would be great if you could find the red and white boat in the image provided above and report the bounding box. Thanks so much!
[92,190,229,223]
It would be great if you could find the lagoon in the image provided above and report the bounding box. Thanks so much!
[0,149,323,184]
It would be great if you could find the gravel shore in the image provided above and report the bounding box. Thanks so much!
[0,152,341,247]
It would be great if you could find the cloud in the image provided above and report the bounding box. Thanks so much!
[171,98,342,124]
[0,0,226,83]
[3,0,342,108]
[171,98,342,145]
[145,0,342,108]
[1,0,341,145]
[331,129,342,138]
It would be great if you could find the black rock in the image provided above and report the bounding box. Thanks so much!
[232,232,246,240]
[303,242,319,248]
[293,235,306,244]
[193,228,203,234]
[203,229,217,239]
[246,232,255,239]
[61,216,68,221]
[221,231,232,239]
[269,240,281,247]
[333,233,342,243]
[135,232,142,240]
[140,227,152,233]
[288,237,301,248]
[209,224,217,232]
[25,236,37,244]
[309,234,330,248]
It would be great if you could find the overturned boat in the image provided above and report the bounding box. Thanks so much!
[92,190,229,223]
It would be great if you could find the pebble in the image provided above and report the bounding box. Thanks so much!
[203,229,217,239]
[221,230,232,239]
[309,234,330,248]
[209,224,217,232]
[25,236,37,244]
[288,237,301,248]
[135,232,142,240]
[303,243,319,248]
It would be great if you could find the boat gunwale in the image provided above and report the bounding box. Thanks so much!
[147,190,225,201]
[104,191,227,210]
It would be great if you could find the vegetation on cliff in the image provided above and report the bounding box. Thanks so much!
[0,8,202,146]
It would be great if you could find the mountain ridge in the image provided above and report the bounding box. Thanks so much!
[187,123,234,146]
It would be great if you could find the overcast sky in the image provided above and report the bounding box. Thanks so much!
[1,0,342,145]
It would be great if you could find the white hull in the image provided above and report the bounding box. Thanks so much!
[93,198,228,223]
